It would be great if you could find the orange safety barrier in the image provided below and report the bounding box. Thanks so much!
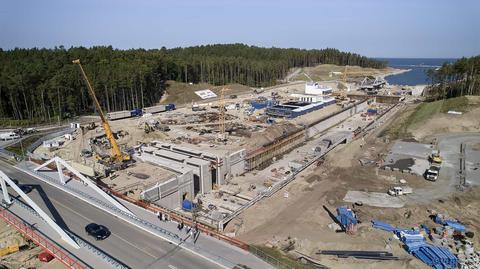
[0,209,86,269]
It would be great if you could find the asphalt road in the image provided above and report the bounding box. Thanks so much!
[0,160,224,269]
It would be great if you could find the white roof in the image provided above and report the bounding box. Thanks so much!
[195,89,217,100]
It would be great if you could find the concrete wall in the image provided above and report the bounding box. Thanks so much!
[306,100,369,138]
[141,170,194,209]
[228,149,246,177]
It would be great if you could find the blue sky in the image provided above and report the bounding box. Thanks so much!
[1,0,479,58]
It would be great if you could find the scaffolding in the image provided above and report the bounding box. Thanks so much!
[245,130,306,170]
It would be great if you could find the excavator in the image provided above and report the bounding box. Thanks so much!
[73,59,131,167]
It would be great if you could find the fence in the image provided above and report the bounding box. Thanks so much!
[26,128,75,154]
[249,246,295,269]
[0,208,87,269]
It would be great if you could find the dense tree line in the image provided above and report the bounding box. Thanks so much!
[425,56,480,100]
[0,44,385,123]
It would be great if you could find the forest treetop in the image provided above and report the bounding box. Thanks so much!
[0,43,385,124]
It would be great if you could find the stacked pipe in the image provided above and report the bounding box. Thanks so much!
[317,250,399,261]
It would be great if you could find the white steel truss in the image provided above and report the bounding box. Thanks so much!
[0,170,80,249]
[33,157,131,214]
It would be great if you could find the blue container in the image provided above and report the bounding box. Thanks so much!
[166,103,176,111]
[131,108,143,117]
[182,200,194,211]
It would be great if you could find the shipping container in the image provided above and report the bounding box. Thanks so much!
[107,110,132,121]
[142,105,166,114]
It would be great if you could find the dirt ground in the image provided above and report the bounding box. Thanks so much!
[160,80,253,106]
[0,218,63,269]
[291,64,403,82]
[233,106,480,269]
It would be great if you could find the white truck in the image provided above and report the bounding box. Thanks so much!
[425,165,441,181]
[388,186,413,196]
[0,132,20,141]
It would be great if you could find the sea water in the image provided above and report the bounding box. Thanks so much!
[377,58,457,86]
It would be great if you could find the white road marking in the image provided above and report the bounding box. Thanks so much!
[168,265,178,269]
[48,195,157,258]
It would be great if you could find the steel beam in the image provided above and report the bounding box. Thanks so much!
[0,170,80,249]
[47,157,131,214]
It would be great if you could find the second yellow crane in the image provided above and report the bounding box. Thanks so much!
[73,59,130,163]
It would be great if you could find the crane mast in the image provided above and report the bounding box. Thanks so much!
[73,59,128,162]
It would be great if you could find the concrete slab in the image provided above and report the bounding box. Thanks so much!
[389,141,434,159]
[343,190,405,208]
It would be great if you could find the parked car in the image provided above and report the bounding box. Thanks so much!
[19,185,33,194]
[85,223,111,240]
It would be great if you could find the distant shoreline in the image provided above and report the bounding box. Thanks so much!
[380,68,411,79]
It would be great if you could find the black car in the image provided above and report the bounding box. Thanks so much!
[85,223,111,240]
[19,185,33,194]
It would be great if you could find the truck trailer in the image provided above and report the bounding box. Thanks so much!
[142,105,166,114]
[107,110,132,121]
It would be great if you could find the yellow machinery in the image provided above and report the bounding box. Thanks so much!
[333,66,349,100]
[73,59,130,163]
[0,244,19,256]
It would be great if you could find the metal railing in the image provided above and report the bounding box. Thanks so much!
[26,128,74,154]
[0,208,87,269]
[249,246,295,269]
[36,171,181,240]
[12,197,129,269]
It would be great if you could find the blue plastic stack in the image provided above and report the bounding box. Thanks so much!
[413,245,458,269]
[434,214,467,232]
[444,220,466,232]
[336,207,357,227]
[371,220,395,232]
[371,220,458,269]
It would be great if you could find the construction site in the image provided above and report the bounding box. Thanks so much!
[17,62,480,269]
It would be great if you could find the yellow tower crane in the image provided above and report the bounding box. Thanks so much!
[219,87,226,140]
[73,59,130,163]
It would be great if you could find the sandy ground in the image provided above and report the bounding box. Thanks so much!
[232,105,480,269]
[291,64,404,82]
[0,218,58,269]
[411,106,480,140]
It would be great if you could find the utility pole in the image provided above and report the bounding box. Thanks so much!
[57,87,61,126]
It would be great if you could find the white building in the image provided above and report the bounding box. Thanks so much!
[305,82,333,95]
[290,82,335,104]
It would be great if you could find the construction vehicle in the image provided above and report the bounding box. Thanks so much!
[144,122,155,134]
[429,150,442,165]
[0,244,19,256]
[73,59,130,164]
